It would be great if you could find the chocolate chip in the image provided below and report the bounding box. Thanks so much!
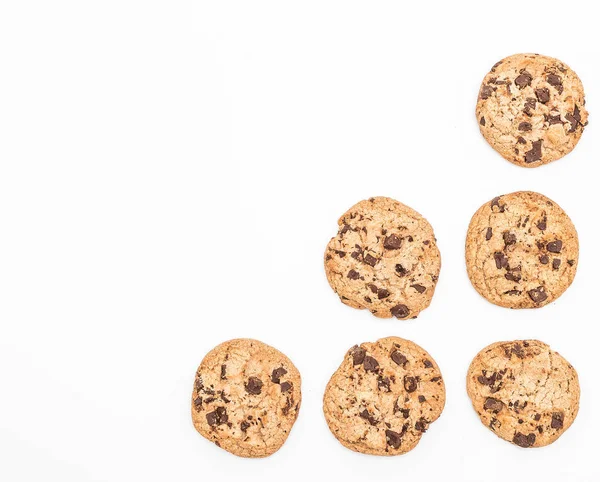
[240,421,250,432]
[340,224,352,235]
[390,350,407,366]
[480,117,486,126]
[193,397,203,409]
[547,240,563,253]
[517,136,527,144]
[486,227,493,240]
[385,429,403,449]
[418,395,426,403]
[390,304,410,319]
[503,231,517,245]
[505,267,522,282]
[383,234,402,250]
[484,397,504,413]
[515,71,533,88]
[377,288,390,299]
[565,106,582,132]
[367,283,378,294]
[347,269,360,280]
[220,365,227,380]
[480,85,495,100]
[535,87,550,104]
[552,258,561,270]
[280,381,292,393]
[359,409,378,426]
[415,418,428,433]
[494,252,508,269]
[423,359,433,368]
[411,284,426,294]
[206,406,228,426]
[525,139,542,163]
[245,377,263,395]
[567,259,575,266]
[490,196,506,212]
[363,356,380,372]
[377,376,391,392]
[403,376,417,393]
[195,377,204,392]
[395,264,408,276]
[547,114,563,125]
[537,217,547,231]
[523,97,536,115]
[513,432,536,448]
[350,346,366,365]
[539,255,549,264]
[547,74,563,93]
[528,287,548,304]
[363,254,378,267]
[271,367,288,384]
[534,414,541,421]
[551,412,564,430]
[518,122,532,132]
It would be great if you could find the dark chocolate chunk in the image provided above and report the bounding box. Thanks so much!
[383,234,402,250]
[484,397,504,413]
[552,258,561,270]
[547,74,563,93]
[535,87,550,103]
[363,254,378,267]
[359,409,378,426]
[514,71,533,88]
[220,364,227,380]
[347,269,360,280]
[245,377,263,395]
[551,412,564,430]
[528,287,548,304]
[486,227,493,240]
[363,356,380,373]
[385,429,403,449]
[503,231,517,245]
[411,284,426,294]
[423,359,433,368]
[395,264,408,276]
[350,346,366,365]
[547,240,562,253]
[513,432,536,448]
[525,139,542,163]
[390,304,410,319]
[480,116,486,126]
[518,122,532,132]
[480,85,495,100]
[240,421,250,432]
[390,350,407,366]
[415,418,429,433]
[403,376,417,393]
[271,367,288,384]
[206,406,228,426]
[280,381,292,393]
[377,288,390,299]
[418,395,426,403]
[494,252,508,269]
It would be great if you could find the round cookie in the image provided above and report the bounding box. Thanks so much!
[324,197,441,319]
[467,340,579,448]
[465,191,578,309]
[476,53,588,167]
[191,339,301,458]
[323,337,445,456]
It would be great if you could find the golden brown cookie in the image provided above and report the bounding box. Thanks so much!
[191,339,301,457]
[324,197,441,319]
[476,53,588,167]
[323,337,445,455]
[465,191,578,309]
[467,340,580,448]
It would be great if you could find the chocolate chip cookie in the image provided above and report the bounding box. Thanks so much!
[477,53,588,167]
[324,197,441,319]
[467,340,579,448]
[323,337,445,455]
[191,339,301,457]
[465,191,578,309]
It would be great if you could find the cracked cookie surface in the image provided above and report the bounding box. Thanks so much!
[191,338,301,457]
[324,197,441,319]
[323,336,445,455]
[467,340,579,448]
[465,191,578,309]
[477,53,588,167]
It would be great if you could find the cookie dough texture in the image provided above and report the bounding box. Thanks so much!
[323,337,445,455]
[191,339,301,457]
[477,53,588,167]
[465,191,578,309]
[324,197,441,319]
[467,340,579,448]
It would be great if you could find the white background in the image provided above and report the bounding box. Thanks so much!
[0,1,598,480]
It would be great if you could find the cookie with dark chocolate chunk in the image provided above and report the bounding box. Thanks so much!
[323,337,445,456]
[191,339,301,457]
[476,53,588,167]
[324,197,441,319]
[465,191,578,308]
[467,340,579,448]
